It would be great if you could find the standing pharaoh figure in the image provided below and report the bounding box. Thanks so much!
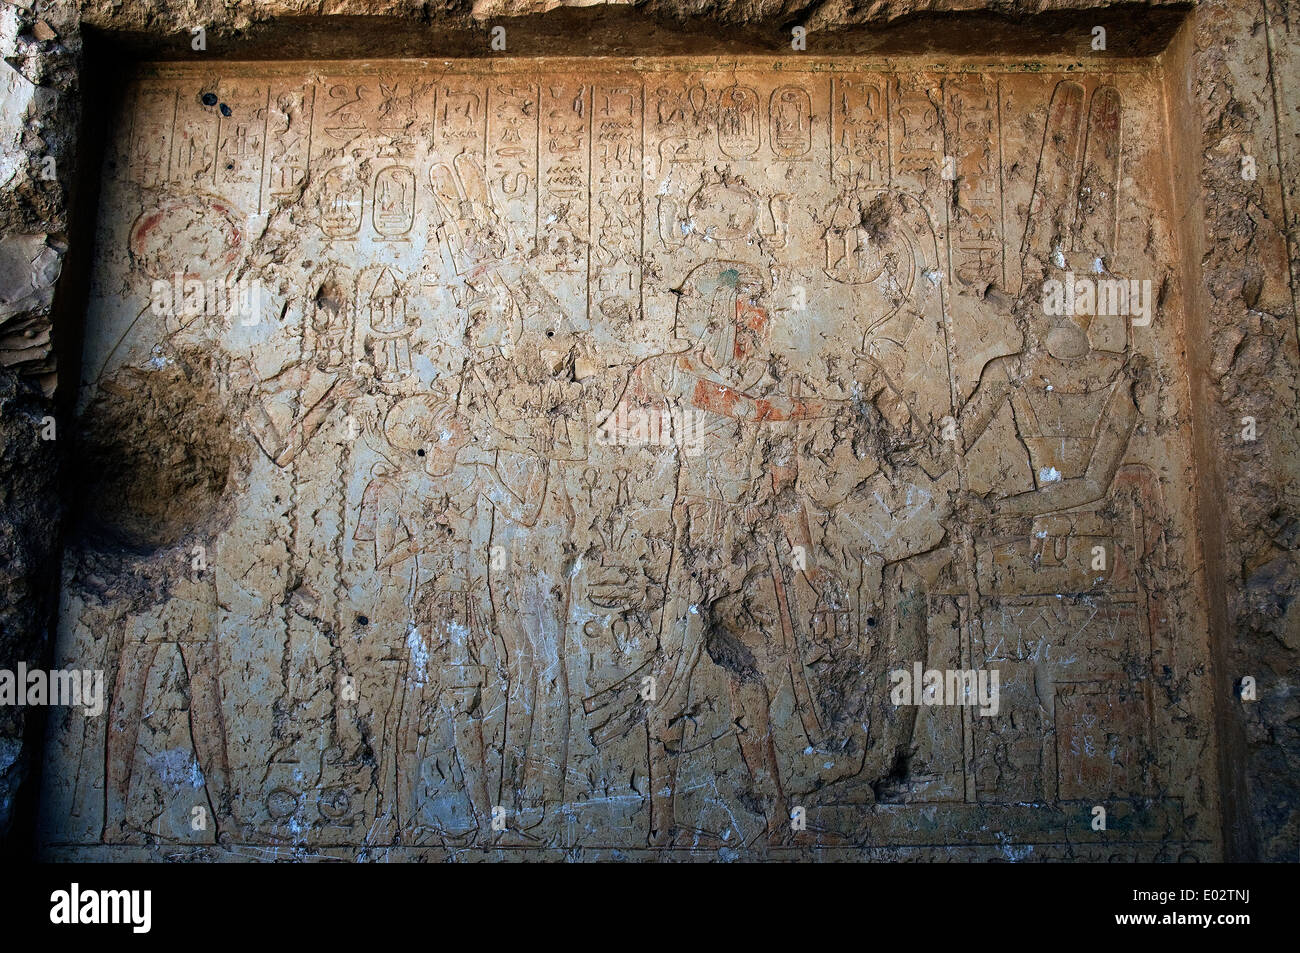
[428,152,589,839]
[597,262,843,845]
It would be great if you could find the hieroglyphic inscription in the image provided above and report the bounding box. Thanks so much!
[43,60,1215,860]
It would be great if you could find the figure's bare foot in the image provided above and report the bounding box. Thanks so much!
[102,818,146,846]
[648,825,730,851]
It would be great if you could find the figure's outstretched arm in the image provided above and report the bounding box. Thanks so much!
[271,377,358,466]
[957,355,1018,453]
[375,506,417,570]
[905,355,1018,481]
[688,374,842,422]
[245,373,358,467]
[478,459,548,527]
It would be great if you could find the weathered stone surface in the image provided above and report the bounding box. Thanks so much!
[0,368,59,846]
[0,0,78,852]
[0,0,1296,861]
[31,55,1220,858]
[1181,0,1300,862]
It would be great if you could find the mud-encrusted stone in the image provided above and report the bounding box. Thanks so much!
[0,0,1297,861]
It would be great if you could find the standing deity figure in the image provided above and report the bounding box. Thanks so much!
[355,393,548,841]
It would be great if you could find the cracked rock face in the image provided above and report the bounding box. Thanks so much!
[35,56,1220,859]
[1,0,1296,862]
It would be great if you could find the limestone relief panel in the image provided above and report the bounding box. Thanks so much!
[40,59,1214,860]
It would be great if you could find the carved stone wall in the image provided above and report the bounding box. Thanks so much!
[1,0,1296,861]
